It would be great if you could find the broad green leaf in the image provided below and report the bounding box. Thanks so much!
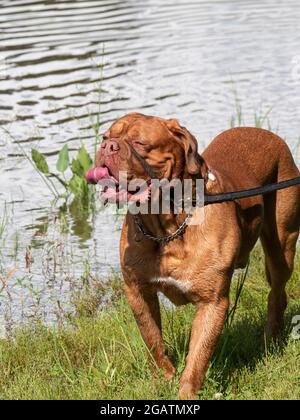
[71,158,84,177]
[31,149,49,174]
[56,144,69,173]
[69,174,82,195]
[77,146,93,172]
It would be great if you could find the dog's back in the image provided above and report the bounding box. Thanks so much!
[202,127,300,188]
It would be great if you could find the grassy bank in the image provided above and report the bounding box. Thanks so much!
[0,246,299,400]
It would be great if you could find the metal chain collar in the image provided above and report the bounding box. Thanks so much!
[133,213,193,245]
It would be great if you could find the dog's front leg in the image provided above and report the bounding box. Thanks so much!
[124,280,176,380]
[178,296,229,399]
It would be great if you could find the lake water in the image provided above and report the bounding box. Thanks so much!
[0,0,300,325]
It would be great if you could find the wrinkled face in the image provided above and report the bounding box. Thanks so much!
[90,113,202,202]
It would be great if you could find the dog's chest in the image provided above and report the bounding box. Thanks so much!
[149,276,192,293]
[146,248,193,294]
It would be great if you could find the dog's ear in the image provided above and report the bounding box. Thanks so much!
[166,119,204,175]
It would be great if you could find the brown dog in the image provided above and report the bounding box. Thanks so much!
[95,112,300,399]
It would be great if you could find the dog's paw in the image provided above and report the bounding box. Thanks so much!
[164,365,176,381]
[177,384,197,400]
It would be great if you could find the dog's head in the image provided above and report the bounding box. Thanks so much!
[87,113,206,202]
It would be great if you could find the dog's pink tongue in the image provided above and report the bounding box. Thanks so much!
[85,167,109,184]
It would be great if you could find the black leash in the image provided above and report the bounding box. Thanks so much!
[128,142,300,205]
[203,176,300,205]
[135,176,300,245]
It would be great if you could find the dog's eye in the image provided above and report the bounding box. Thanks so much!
[132,140,146,148]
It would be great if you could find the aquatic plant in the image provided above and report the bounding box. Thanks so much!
[31,144,94,202]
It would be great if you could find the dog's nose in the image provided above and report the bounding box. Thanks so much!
[101,139,120,155]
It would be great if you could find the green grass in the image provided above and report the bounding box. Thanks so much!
[0,246,299,400]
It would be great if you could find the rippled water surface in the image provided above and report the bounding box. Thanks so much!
[0,0,300,323]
